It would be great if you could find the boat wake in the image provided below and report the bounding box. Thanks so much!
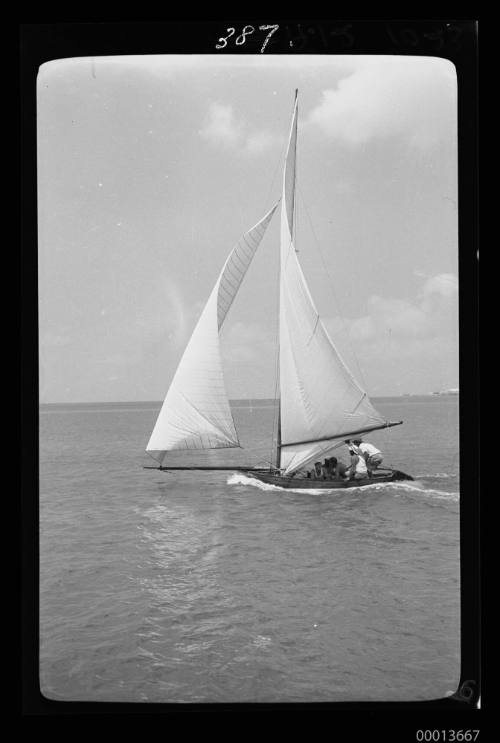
[227,473,336,495]
[415,472,458,479]
[388,480,459,501]
[227,474,459,501]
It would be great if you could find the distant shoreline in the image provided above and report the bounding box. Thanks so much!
[39,394,459,408]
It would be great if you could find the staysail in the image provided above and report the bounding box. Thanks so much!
[146,203,278,464]
[278,94,388,475]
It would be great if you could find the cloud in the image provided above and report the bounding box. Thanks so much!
[200,102,282,155]
[199,102,243,148]
[420,272,458,312]
[327,272,458,344]
[307,57,456,149]
[349,296,428,340]
[321,272,458,393]
[244,130,282,155]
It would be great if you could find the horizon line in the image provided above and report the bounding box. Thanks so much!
[39,392,459,406]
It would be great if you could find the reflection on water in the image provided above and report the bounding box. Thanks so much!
[39,398,460,702]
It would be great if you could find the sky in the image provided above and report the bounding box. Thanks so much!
[37,54,458,403]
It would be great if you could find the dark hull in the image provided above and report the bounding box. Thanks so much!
[242,469,413,489]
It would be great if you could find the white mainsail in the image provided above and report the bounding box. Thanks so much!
[146,204,277,464]
[278,94,387,475]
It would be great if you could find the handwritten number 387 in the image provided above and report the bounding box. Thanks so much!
[216,25,279,53]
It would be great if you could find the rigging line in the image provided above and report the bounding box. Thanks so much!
[145,449,163,464]
[296,182,368,392]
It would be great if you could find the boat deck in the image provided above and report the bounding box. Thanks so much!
[243,469,413,489]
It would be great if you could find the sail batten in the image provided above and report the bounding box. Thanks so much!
[146,202,278,463]
[278,94,387,475]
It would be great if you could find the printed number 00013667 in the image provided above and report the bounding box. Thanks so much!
[416,733,479,742]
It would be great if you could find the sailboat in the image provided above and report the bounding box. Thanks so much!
[145,91,413,489]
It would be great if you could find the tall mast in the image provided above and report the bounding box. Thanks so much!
[292,88,298,244]
[276,89,299,471]
[275,402,282,470]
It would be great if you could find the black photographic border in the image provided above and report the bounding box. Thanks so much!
[21,19,480,729]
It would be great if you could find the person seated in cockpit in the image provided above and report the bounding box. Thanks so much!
[328,456,348,480]
[309,461,325,480]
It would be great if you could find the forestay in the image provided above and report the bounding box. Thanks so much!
[146,204,278,464]
[278,95,387,475]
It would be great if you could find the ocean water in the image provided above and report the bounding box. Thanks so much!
[39,396,460,703]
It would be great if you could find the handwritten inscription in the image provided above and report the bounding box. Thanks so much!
[215,23,354,52]
[216,24,279,53]
[215,22,465,53]
[386,24,463,51]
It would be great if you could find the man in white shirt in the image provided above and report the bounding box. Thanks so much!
[345,448,368,480]
[351,438,383,476]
